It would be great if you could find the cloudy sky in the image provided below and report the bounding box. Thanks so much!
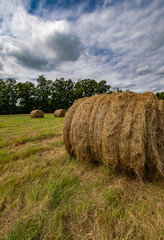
[0,0,164,92]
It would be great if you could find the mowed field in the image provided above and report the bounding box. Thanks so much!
[0,114,164,240]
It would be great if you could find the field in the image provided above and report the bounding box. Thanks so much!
[0,114,164,240]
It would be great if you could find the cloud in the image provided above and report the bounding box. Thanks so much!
[149,33,164,51]
[124,83,137,88]
[0,5,83,71]
[46,32,83,61]
[157,66,164,75]
[136,66,152,75]
[0,0,164,92]
[2,31,84,71]
[10,48,48,70]
[0,63,3,71]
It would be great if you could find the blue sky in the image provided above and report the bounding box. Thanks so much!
[0,0,164,92]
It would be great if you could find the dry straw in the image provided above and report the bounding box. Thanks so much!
[63,92,164,181]
[30,109,44,118]
[54,109,66,117]
[158,100,164,116]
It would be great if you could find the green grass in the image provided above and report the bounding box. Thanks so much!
[0,114,164,240]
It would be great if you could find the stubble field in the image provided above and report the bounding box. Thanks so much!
[0,114,164,240]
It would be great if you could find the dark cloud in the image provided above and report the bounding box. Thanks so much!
[6,32,83,71]
[9,48,48,70]
[0,43,3,51]
[149,33,164,51]
[112,83,136,91]
[47,32,83,61]
[0,63,3,71]
[124,83,136,88]
[157,66,164,75]
[136,66,152,75]
[151,86,164,92]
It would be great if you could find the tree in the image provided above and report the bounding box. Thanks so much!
[74,79,111,98]
[17,81,36,113]
[97,80,111,94]
[36,75,53,112]
[156,92,164,100]
[116,88,123,92]
[0,79,6,114]
[51,78,75,110]
[74,79,98,98]
[0,79,18,114]
[0,76,113,114]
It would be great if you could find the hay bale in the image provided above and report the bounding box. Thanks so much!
[63,98,87,155]
[63,92,164,181]
[54,109,66,117]
[30,109,44,118]
[158,100,164,115]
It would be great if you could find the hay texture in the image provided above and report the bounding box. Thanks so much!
[158,100,164,116]
[30,109,44,118]
[54,109,66,117]
[63,92,164,181]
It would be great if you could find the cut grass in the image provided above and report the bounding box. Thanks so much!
[0,114,164,240]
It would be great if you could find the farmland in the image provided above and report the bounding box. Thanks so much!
[0,114,164,240]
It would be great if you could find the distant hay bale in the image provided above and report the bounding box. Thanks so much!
[54,109,66,117]
[63,92,164,181]
[30,109,44,118]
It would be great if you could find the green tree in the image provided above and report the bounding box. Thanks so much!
[116,88,123,92]
[97,80,111,94]
[0,79,6,114]
[17,81,36,113]
[0,78,18,114]
[74,79,111,98]
[156,92,164,100]
[74,79,98,98]
[36,75,53,112]
[51,78,75,110]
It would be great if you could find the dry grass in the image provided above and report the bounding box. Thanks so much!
[0,114,164,240]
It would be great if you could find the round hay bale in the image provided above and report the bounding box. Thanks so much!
[63,92,164,181]
[30,109,44,118]
[158,100,164,116]
[54,109,66,117]
[63,97,88,155]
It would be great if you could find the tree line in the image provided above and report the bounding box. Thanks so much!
[0,75,112,114]
[0,75,163,115]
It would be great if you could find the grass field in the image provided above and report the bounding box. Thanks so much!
[0,114,164,240]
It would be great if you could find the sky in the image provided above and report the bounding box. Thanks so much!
[0,0,164,92]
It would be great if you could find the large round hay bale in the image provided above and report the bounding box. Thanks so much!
[54,109,66,117]
[63,97,88,155]
[63,92,164,181]
[158,100,164,116]
[30,109,44,118]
